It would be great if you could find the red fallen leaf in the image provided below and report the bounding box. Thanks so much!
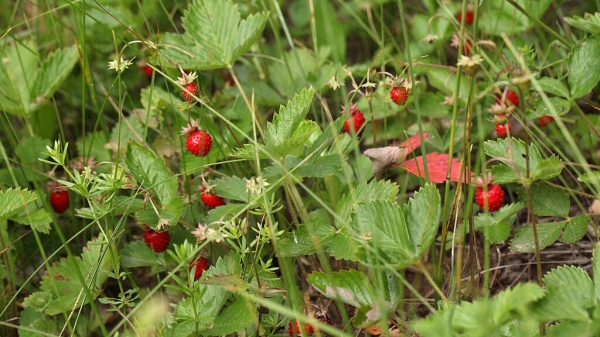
[364,132,470,183]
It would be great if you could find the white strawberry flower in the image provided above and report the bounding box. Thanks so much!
[108,56,134,73]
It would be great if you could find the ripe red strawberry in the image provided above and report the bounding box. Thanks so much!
[140,64,153,77]
[177,70,199,103]
[495,89,519,107]
[143,227,170,253]
[458,10,474,25]
[288,320,314,336]
[190,257,210,280]
[495,123,512,138]
[201,191,224,208]
[390,86,409,105]
[537,115,554,127]
[475,184,504,212]
[186,129,212,157]
[182,82,199,103]
[50,188,69,213]
[342,105,365,134]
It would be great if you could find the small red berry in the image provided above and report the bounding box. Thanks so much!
[342,106,366,134]
[495,123,512,138]
[495,89,519,107]
[140,64,153,77]
[475,184,504,212]
[390,86,409,105]
[288,320,314,336]
[190,257,210,280]
[186,129,212,157]
[201,191,225,208]
[537,115,554,127]
[182,82,199,103]
[458,10,474,25]
[143,227,170,253]
[50,188,69,213]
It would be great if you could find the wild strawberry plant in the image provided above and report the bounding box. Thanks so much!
[1,0,600,336]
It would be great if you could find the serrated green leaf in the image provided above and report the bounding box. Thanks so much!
[335,180,399,229]
[492,282,545,325]
[0,187,37,220]
[308,270,375,307]
[279,209,335,257]
[228,143,269,160]
[264,88,315,156]
[264,154,344,179]
[474,202,524,243]
[205,297,255,335]
[136,196,183,230]
[161,0,268,69]
[203,203,247,224]
[210,176,249,203]
[536,77,571,99]
[354,200,414,264]
[267,120,319,157]
[531,97,571,119]
[533,266,594,322]
[0,41,39,115]
[35,237,118,315]
[326,226,360,261]
[268,48,342,98]
[405,184,441,256]
[517,183,569,217]
[172,253,239,332]
[125,141,177,206]
[510,222,565,253]
[16,136,51,166]
[484,138,563,183]
[562,215,588,244]
[32,45,78,107]
[0,41,77,116]
[120,241,167,269]
[578,170,600,185]
[547,320,600,337]
[569,35,600,99]
[11,206,52,234]
[565,12,600,34]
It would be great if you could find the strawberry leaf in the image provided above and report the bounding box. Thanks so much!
[308,270,376,307]
[565,12,600,34]
[536,77,571,99]
[263,154,343,179]
[125,140,178,206]
[279,209,336,257]
[327,180,399,261]
[516,183,569,217]
[405,183,441,257]
[561,215,588,244]
[0,41,77,116]
[484,138,563,183]
[29,237,118,315]
[532,266,594,322]
[205,297,255,335]
[264,88,316,157]
[569,35,600,99]
[211,176,250,203]
[509,222,566,253]
[120,241,167,269]
[136,197,183,230]
[0,187,37,221]
[169,253,239,334]
[474,202,525,243]
[160,0,268,69]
